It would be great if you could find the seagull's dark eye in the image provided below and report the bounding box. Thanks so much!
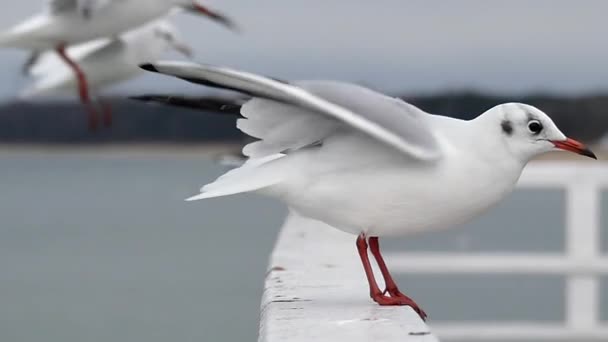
[527,120,543,134]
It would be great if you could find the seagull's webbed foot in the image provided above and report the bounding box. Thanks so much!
[378,288,428,320]
[357,234,428,320]
[368,236,427,320]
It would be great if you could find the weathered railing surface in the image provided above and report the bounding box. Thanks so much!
[259,213,438,342]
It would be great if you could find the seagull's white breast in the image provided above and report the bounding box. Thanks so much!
[266,133,524,237]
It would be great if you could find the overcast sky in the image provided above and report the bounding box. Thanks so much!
[0,0,607,101]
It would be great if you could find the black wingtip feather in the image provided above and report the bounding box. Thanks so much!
[129,94,243,115]
[129,95,156,102]
[139,63,158,72]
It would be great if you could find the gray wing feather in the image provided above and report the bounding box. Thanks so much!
[143,61,441,161]
[48,0,113,16]
[238,99,338,157]
[49,0,78,13]
[298,81,438,155]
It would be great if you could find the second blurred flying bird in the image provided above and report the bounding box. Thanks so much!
[0,0,236,129]
[21,18,193,126]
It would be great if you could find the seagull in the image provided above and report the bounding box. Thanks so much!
[21,19,194,126]
[0,0,236,129]
[137,61,597,320]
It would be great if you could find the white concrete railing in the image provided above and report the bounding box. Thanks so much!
[386,161,607,341]
[259,213,438,342]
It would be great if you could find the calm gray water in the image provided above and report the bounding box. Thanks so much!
[0,151,286,342]
[0,150,606,342]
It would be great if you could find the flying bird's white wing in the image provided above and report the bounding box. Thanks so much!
[28,38,112,79]
[21,37,127,98]
[141,61,441,161]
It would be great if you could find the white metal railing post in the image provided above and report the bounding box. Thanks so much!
[564,180,601,331]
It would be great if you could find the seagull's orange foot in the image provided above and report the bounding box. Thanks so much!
[373,290,427,320]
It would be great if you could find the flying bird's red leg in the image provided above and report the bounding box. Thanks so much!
[357,234,419,308]
[56,44,98,131]
[99,98,113,127]
[368,236,427,320]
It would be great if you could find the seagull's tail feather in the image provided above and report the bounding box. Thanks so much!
[186,154,286,201]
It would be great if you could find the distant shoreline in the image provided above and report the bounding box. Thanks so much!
[0,143,242,158]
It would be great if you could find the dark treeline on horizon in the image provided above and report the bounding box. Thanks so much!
[0,92,606,144]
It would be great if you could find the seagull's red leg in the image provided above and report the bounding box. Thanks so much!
[357,234,418,307]
[368,236,427,320]
[356,235,383,298]
[56,44,98,131]
[99,98,113,127]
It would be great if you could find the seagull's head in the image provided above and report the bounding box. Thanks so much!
[485,103,596,162]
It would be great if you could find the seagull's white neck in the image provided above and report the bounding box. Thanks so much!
[467,114,529,169]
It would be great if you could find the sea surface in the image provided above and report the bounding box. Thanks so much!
[0,147,606,342]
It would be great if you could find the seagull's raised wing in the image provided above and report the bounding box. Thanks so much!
[48,0,114,17]
[140,61,441,161]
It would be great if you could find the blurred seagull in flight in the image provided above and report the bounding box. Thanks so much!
[0,0,236,129]
[137,61,597,320]
[21,19,194,126]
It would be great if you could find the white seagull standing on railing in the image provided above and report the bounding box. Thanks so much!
[136,61,597,320]
[21,19,194,126]
[0,0,235,129]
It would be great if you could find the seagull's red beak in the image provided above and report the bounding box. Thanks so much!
[186,2,238,31]
[552,138,597,159]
